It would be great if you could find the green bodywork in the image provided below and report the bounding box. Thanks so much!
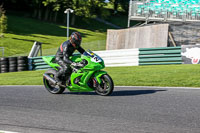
[42,51,107,92]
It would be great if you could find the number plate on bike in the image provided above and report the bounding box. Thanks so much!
[91,55,102,63]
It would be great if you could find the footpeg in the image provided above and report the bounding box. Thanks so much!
[57,82,66,88]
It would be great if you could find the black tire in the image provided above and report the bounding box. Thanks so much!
[10,68,17,71]
[95,74,114,96]
[9,64,17,67]
[9,68,17,72]
[17,56,28,60]
[17,66,28,71]
[43,69,65,94]
[1,67,9,71]
[0,57,8,62]
[1,70,8,73]
[1,64,9,68]
[18,64,27,67]
[17,60,27,64]
[9,66,17,69]
[1,61,8,65]
[1,67,8,70]
[9,57,17,61]
[9,60,17,64]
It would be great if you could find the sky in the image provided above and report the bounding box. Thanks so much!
[105,0,110,3]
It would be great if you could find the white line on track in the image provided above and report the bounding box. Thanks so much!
[116,86,200,90]
[0,130,19,133]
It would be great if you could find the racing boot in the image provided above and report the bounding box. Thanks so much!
[55,72,66,88]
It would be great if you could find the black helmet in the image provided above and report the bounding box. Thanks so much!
[70,32,82,48]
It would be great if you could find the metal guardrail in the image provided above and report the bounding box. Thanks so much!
[28,56,51,70]
[95,49,139,67]
[139,46,182,65]
[28,49,140,70]
[28,41,42,58]
[28,47,183,70]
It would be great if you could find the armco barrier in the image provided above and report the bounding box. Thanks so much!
[139,47,182,65]
[28,46,183,70]
[28,56,51,70]
[95,49,139,67]
[28,49,140,70]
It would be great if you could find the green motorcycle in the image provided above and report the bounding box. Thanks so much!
[42,50,114,96]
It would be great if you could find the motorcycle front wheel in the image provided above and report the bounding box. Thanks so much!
[43,69,65,94]
[95,74,114,96]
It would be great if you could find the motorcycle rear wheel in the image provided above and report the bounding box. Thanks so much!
[95,74,114,96]
[43,69,65,94]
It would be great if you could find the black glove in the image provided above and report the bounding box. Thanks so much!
[71,62,84,67]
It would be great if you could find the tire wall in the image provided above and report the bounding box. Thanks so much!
[0,56,28,73]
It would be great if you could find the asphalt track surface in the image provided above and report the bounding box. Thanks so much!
[0,86,200,133]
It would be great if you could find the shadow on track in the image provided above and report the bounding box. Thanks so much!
[111,89,166,96]
[63,89,167,96]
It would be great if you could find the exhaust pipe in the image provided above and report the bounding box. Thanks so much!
[43,74,57,85]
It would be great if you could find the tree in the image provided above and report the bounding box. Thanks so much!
[31,0,44,20]
[119,0,129,13]
[0,5,7,37]
[70,0,107,25]
[110,0,129,14]
[2,0,108,24]
[71,0,105,18]
[42,0,59,21]
[110,0,120,14]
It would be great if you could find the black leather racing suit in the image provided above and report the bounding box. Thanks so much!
[55,40,85,81]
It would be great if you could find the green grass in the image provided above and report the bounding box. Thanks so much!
[0,70,44,85]
[0,15,113,57]
[106,64,200,87]
[1,64,200,87]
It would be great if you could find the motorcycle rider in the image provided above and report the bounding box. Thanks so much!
[55,32,85,87]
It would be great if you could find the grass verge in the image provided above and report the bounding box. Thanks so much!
[0,64,200,87]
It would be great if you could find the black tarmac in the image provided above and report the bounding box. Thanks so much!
[0,86,200,133]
